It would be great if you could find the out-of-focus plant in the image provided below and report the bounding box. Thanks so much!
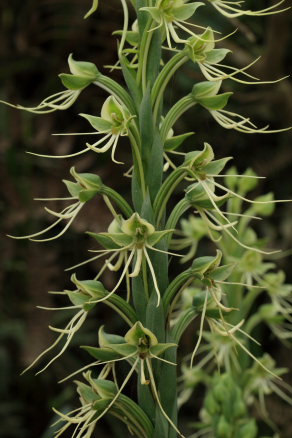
[2,0,291,437]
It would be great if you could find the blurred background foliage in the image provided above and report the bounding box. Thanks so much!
[0,1,291,437]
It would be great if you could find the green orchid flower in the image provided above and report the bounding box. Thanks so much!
[243,354,292,418]
[185,27,285,86]
[20,275,109,375]
[77,322,183,436]
[0,54,99,114]
[20,270,137,376]
[87,213,179,306]
[141,0,204,48]
[8,167,103,243]
[31,95,134,162]
[192,80,291,134]
[53,368,154,438]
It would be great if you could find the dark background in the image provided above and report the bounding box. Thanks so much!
[0,1,291,437]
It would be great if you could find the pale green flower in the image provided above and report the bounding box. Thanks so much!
[0,54,99,114]
[141,0,205,48]
[85,213,179,306]
[57,323,183,437]
[8,168,103,242]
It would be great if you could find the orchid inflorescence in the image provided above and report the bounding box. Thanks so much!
[4,0,292,437]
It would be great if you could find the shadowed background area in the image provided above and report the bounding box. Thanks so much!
[0,1,291,437]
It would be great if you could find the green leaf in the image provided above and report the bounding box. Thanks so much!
[140,7,162,24]
[197,92,233,110]
[108,343,138,357]
[207,263,236,281]
[76,382,99,404]
[205,48,231,65]
[71,276,107,298]
[184,142,214,167]
[79,114,112,132]
[131,165,144,212]
[147,229,173,247]
[81,346,121,361]
[99,326,125,347]
[78,189,98,203]
[147,129,164,202]
[110,233,134,247]
[70,167,103,190]
[164,132,194,151]
[150,343,177,357]
[92,398,112,413]
[67,291,90,307]
[137,1,151,36]
[68,53,99,78]
[192,80,222,99]
[196,27,215,52]
[146,28,162,87]
[91,379,118,398]
[204,157,232,175]
[139,84,154,170]
[63,180,82,197]
[191,251,222,275]
[87,232,123,249]
[114,30,139,47]
[59,74,91,90]
[174,2,204,21]
[120,56,142,108]
[132,274,148,323]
